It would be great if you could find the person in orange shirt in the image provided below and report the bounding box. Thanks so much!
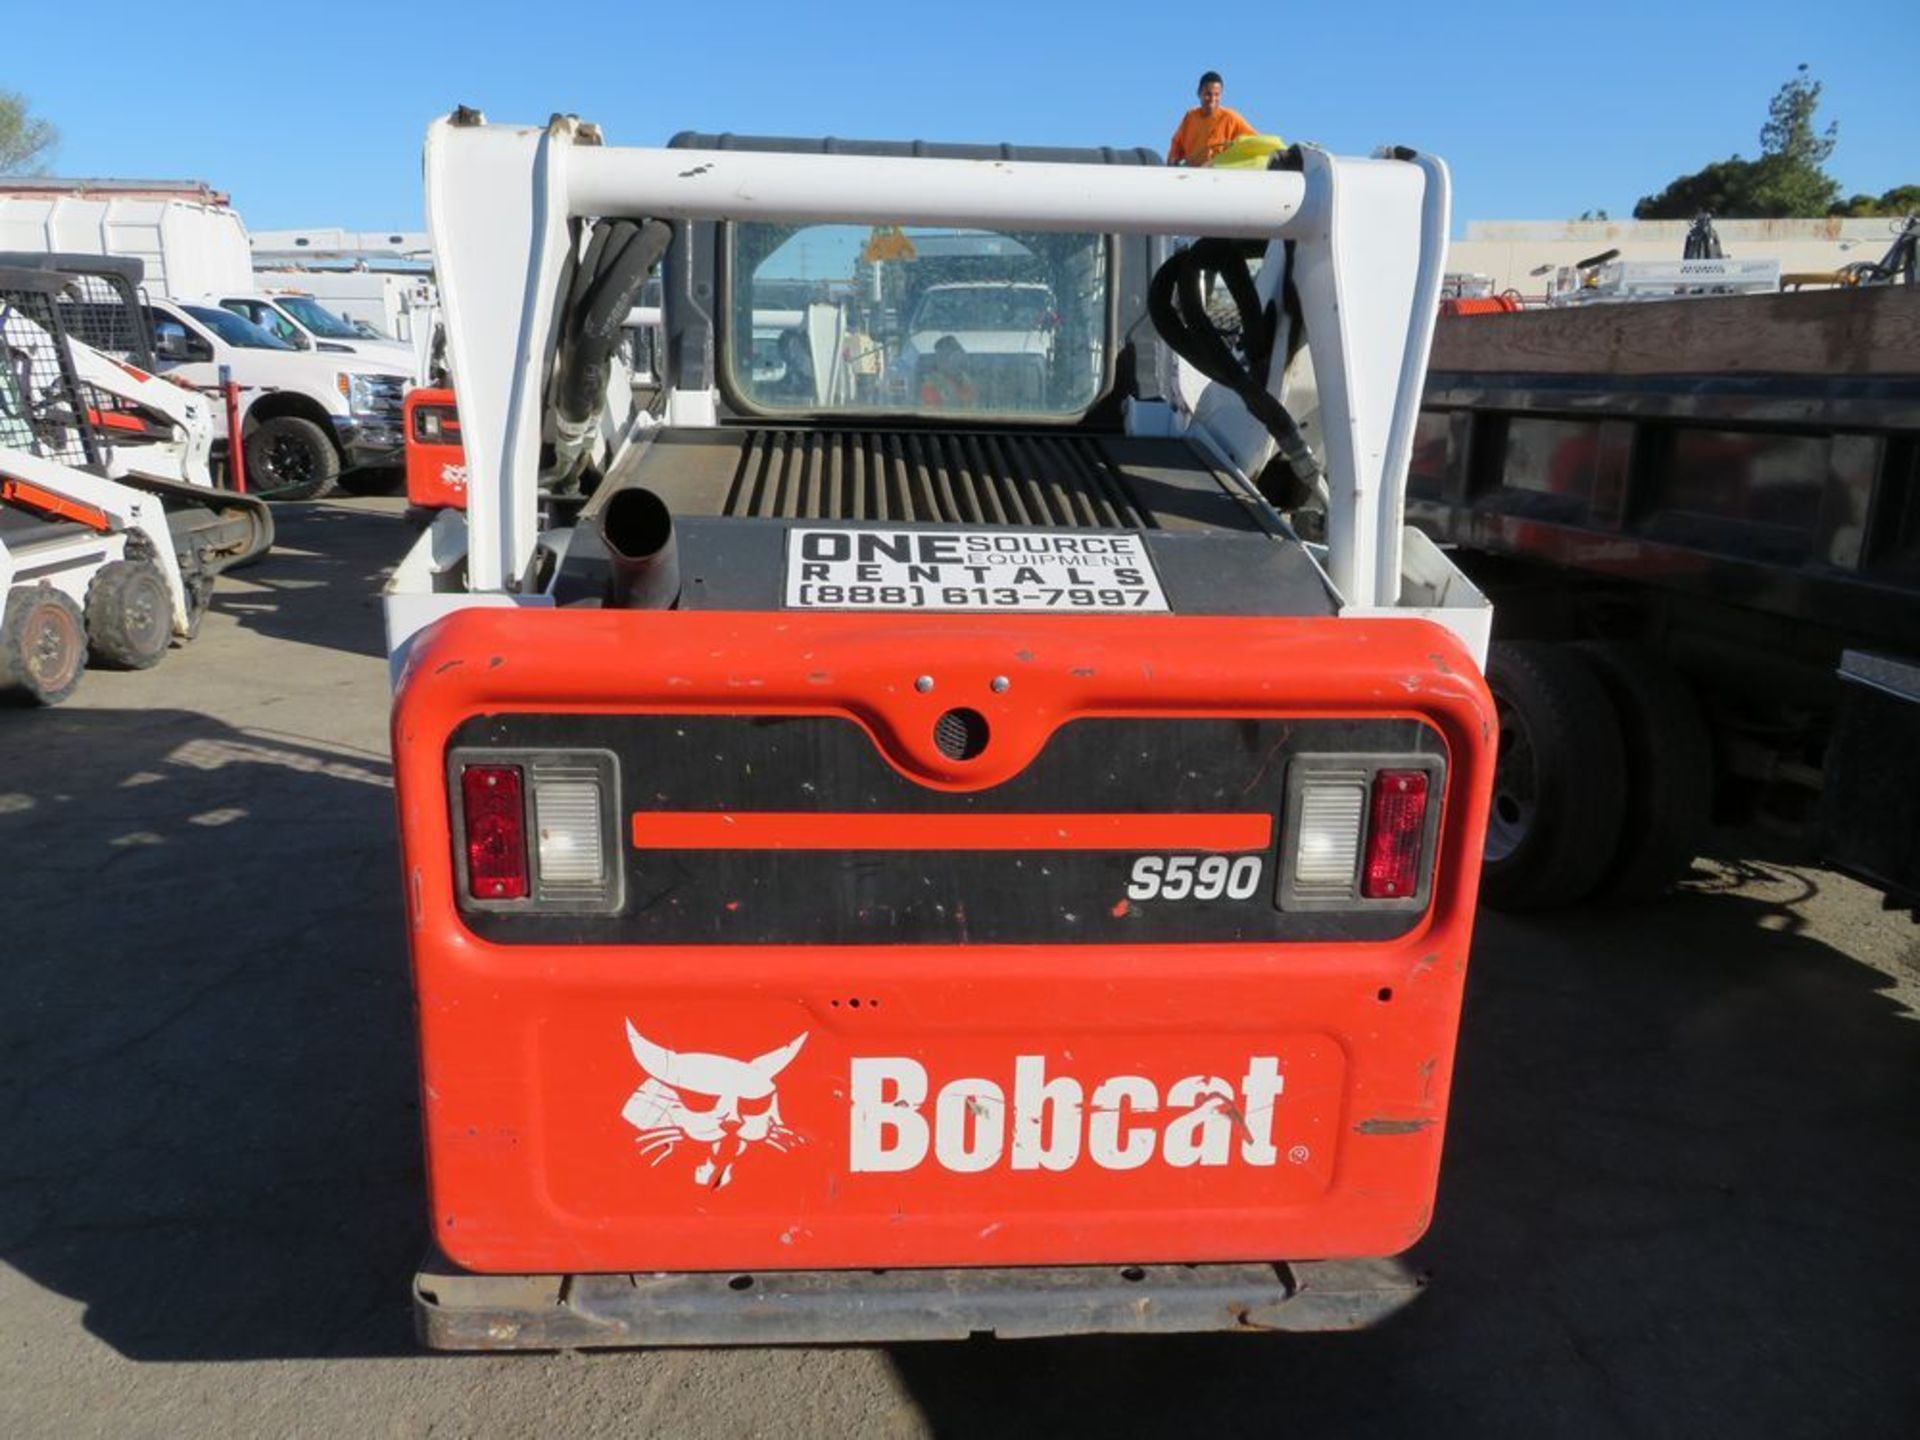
[1167,71,1257,168]
[919,335,979,409]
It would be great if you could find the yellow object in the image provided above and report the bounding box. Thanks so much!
[861,226,917,263]
[1168,105,1256,166]
[1209,134,1288,170]
[1780,271,1852,289]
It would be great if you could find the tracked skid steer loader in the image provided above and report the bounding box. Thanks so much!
[385,113,1495,1347]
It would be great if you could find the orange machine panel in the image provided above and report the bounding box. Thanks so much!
[392,609,1495,1275]
[402,387,466,511]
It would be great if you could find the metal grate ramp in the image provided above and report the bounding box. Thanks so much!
[723,429,1154,529]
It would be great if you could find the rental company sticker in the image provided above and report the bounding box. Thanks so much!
[784,528,1169,612]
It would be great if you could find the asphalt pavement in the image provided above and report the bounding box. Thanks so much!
[1,497,1915,1438]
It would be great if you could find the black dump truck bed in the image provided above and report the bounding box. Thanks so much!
[1408,284,1920,907]
[1410,286,1920,647]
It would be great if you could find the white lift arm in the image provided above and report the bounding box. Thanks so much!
[63,340,219,488]
[422,113,1450,610]
[1,303,220,489]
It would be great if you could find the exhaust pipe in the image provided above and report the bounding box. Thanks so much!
[599,486,680,610]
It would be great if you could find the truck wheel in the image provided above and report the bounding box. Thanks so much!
[1574,641,1714,902]
[85,558,174,670]
[0,585,88,706]
[1482,640,1628,911]
[246,416,341,501]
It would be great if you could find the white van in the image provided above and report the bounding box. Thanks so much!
[146,297,410,499]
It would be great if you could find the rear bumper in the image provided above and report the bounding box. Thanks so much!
[415,1252,1427,1349]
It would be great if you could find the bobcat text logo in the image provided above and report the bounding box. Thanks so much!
[849,1054,1286,1174]
[621,1022,807,1189]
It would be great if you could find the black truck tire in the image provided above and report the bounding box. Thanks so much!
[0,584,88,706]
[246,415,341,501]
[85,558,173,670]
[1482,640,1629,911]
[1574,640,1714,902]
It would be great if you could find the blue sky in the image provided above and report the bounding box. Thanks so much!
[6,2,1913,234]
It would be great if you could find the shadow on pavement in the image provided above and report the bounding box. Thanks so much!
[887,878,1920,1438]
[0,705,423,1360]
[5,632,1918,1431]
[211,500,417,660]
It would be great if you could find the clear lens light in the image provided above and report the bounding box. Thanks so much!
[534,780,605,886]
[1295,780,1365,887]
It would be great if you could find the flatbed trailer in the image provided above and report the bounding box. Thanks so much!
[1409,286,1920,910]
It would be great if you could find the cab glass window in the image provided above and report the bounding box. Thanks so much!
[726,223,1108,419]
[181,305,296,351]
[222,299,302,345]
[276,295,363,340]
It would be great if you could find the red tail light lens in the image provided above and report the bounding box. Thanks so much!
[1362,770,1431,899]
[461,765,528,899]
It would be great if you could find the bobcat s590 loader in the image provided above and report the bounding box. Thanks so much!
[386,112,1496,1347]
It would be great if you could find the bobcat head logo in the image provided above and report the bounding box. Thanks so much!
[621,1021,807,1189]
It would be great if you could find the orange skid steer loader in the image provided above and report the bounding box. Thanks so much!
[384,114,1494,1346]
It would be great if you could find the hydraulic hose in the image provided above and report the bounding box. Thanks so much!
[1147,237,1321,510]
[550,217,673,481]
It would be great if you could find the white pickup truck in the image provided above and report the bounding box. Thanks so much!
[146,297,411,499]
[211,290,418,368]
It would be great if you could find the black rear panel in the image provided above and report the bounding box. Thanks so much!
[450,713,1446,947]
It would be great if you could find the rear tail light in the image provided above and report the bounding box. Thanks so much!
[461,766,528,899]
[1362,770,1431,899]
[453,749,622,911]
[413,403,461,444]
[1280,754,1443,911]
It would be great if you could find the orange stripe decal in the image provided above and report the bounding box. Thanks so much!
[1,478,112,532]
[631,811,1273,852]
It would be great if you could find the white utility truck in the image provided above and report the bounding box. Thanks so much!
[384,113,1496,1348]
[251,270,437,345]
[0,179,253,295]
[211,289,418,367]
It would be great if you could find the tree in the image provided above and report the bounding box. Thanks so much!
[1,88,58,174]
[1635,67,1840,219]
[1760,65,1836,173]
[1830,185,1920,218]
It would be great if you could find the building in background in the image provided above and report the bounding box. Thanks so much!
[1448,217,1904,301]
